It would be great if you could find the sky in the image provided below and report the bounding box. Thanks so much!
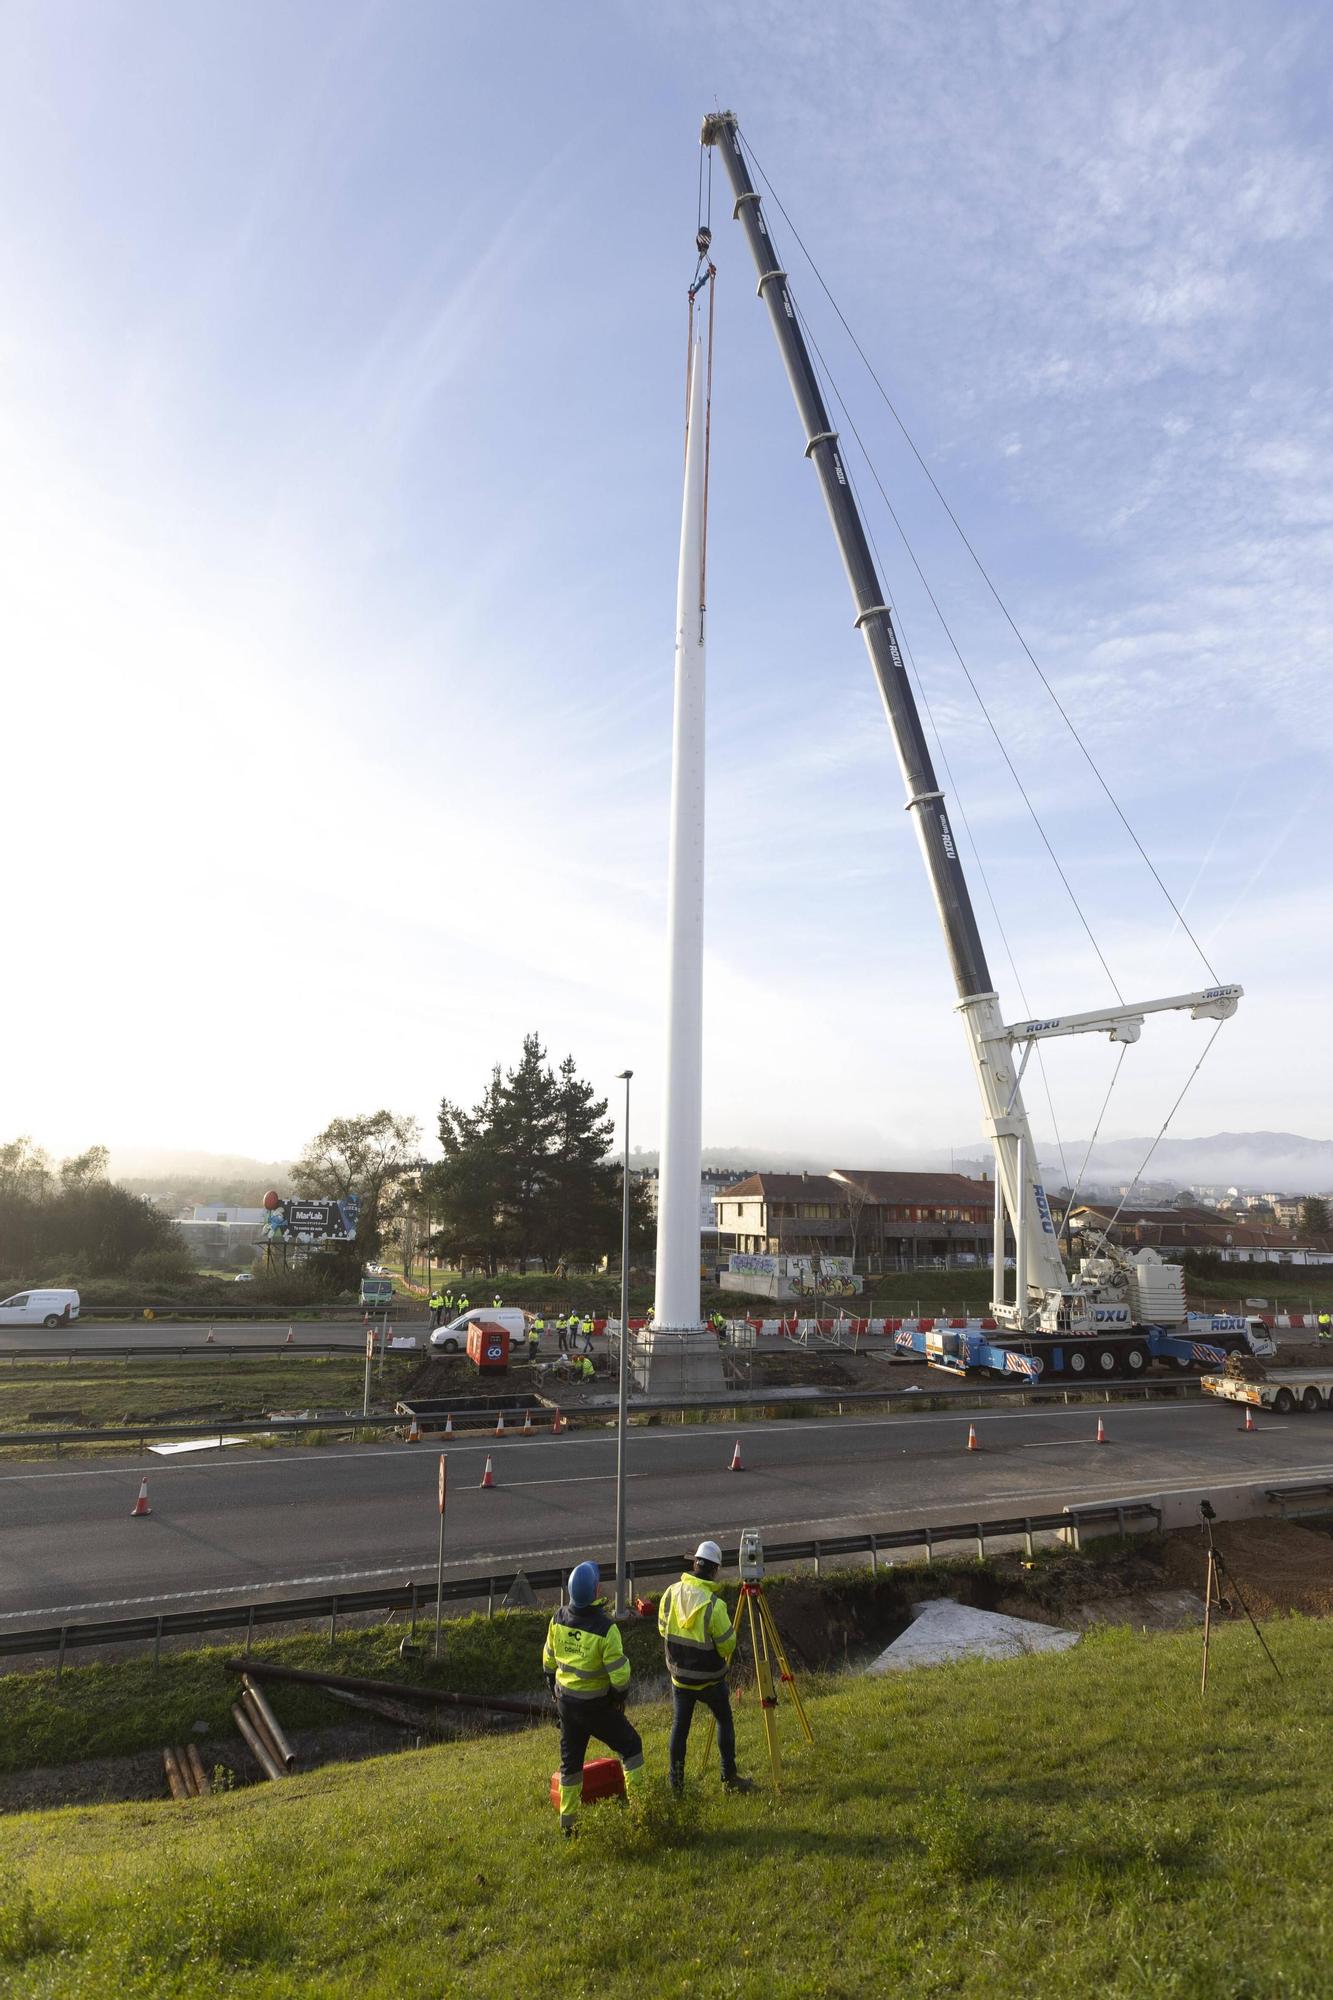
[1,0,1329,1173]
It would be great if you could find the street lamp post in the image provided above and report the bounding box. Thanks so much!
[613,1069,633,1619]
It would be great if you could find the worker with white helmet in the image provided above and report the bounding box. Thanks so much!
[542,1559,645,1836]
[657,1539,754,1793]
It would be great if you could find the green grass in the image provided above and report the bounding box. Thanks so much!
[0,1555,1152,1776]
[0,1353,415,1432]
[1,1617,1330,1996]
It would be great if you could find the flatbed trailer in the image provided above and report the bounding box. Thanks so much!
[898,1313,1270,1381]
[1202,1369,1333,1415]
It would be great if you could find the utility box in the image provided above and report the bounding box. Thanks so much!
[467,1320,509,1372]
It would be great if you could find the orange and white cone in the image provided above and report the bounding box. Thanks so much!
[404,1415,421,1444]
[443,1412,453,1436]
[495,1411,506,1437]
[286,1327,294,1345]
[480,1454,496,1489]
[551,1407,565,1434]
[727,1438,745,1472]
[131,1477,151,1518]
[522,1409,533,1435]
[205,1327,214,1345]
[966,1424,979,1452]
[1095,1417,1108,1444]
[1242,1406,1258,1432]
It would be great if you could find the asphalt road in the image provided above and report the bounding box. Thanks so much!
[0,1320,384,1353]
[3,1400,1332,1623]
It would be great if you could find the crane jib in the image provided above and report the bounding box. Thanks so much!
[701,111,992,1003]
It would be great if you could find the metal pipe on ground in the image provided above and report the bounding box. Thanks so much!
[228,1656,549,1720]
[240,1684,295,1773]
[241,1674,296,1770]
[232,1701,286,1782]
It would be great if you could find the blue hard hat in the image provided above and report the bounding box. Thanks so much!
[568,1561,600,1607]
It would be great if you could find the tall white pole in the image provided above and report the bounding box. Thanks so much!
[654,337,708,1332]
[613,1069,632,1616]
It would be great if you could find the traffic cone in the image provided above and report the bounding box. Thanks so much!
[495,1411,506,1437]
[966,1424,979,1452]
[131,1477,151,1518]
[727,1438,745,1472]
[551,1406,564,1434]
[522,1409,533,1435]
[480,1454,496,1488]
[205,1327,214,1344]
[404,1415,421,1444]
[1242,1406,1258,1433]
[1095,1417,1108,1444]
[443,1412,453,1436]
[286,1326,294,1345]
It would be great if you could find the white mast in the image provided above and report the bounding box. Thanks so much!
[653,336,708,1332]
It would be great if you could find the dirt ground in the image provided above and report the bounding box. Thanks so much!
[1160,1517,1333,1620]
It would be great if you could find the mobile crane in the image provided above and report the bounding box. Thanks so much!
[700,112,1270,1380]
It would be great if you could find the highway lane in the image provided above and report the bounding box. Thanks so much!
[0,1320,391,1353]
[3,1400,1331,1622]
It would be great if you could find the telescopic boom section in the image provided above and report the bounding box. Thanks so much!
[701,110,1071,1328]
[701,113,990,1004]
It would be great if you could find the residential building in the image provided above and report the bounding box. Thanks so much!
[639,1167,755,1233]
[1066,1203,1333,1267]
[713,1169,998,1268]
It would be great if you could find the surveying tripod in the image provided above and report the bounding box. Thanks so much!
[733,1530,813,1786]
[1199,1500,1281,1696]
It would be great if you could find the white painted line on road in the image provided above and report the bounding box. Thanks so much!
[10,1458,1333,1625]
[0,1400,1239,1485]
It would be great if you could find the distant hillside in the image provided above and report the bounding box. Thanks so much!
[108,1149,294,1208]
[1033,1132,1333,1192]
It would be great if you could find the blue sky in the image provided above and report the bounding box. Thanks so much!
[2,0,1328,1169]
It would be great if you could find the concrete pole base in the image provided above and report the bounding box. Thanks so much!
[632,1327,728,1398]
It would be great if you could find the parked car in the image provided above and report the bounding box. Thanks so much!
[430,1306,527,1353]
[0,1288,81,1328]
[233,1273,255,1284]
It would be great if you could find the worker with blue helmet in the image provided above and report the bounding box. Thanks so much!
[542,1559,645,1835]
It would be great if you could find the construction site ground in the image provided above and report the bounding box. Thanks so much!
[7,1514,1333,1815]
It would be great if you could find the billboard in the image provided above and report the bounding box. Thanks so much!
[263,1196,361,1245]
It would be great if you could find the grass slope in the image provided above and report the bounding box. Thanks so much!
[0,1353,391,1432]
[1,1618,1330,1997]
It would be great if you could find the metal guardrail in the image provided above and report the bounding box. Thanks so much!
[0,1501,1160,1668]
[1266,1481,1333,1515]
[0,1342,373,1364]
[0,1377,1203,1453]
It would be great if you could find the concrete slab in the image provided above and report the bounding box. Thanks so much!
[866,1598,1080,1672]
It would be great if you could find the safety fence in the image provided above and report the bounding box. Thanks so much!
[0,1376,1203,1456]
[0,1500,1162,1670]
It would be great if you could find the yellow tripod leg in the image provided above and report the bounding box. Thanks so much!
[745,1587,783,1788]
[758,1592,814,1745]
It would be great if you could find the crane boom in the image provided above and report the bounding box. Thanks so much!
[700,111,1242,1337]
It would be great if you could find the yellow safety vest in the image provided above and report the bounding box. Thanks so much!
[542,1602,631,1703]
[657,1573,737,1688]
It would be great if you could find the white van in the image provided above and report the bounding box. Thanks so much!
[429,1306,527,1354]
[0,1288,81,1328]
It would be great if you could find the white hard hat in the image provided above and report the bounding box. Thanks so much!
[694,1539,722,1566]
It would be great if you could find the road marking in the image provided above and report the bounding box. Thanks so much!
[8,1458,1333,1624]
[0,1401,1235,1485]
